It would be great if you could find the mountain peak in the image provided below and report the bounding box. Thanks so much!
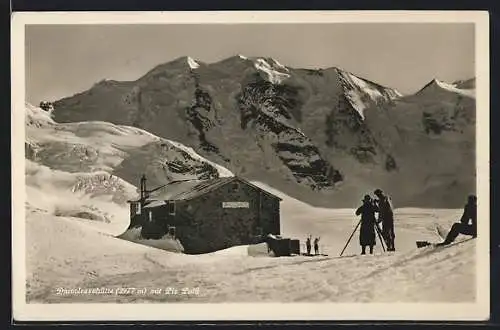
[249,57,290,84]
[427,78,446,87]
[142,56,203,78]
[335,69,403,120]
[417,78,475,98]
[186,56,200,69]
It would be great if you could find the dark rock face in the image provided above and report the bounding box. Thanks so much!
[324,94,381,164]
[186,86,224,156]
[51,56,475,207]
[39,101,54,112]
[236,76,340,189]
[385,154,398,172]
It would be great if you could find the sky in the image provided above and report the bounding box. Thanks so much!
[25,23,475,104]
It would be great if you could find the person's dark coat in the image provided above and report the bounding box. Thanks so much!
[313,238,320,254]
[437,197,477,246]
[376,196,395,240]
[460,201,477,235]
[356,201,378,246]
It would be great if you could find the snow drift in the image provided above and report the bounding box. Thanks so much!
[118,226,185,253]
[26,159,133,235]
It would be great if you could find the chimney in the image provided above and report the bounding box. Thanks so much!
[140,174,147,200]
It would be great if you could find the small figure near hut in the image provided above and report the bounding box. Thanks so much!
[306,235,312,255]
[314,237,320,255]
[355,195,379,255]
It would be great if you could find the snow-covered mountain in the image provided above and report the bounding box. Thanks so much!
[52,56,347,196]
[452,78,476,90]
[363,77,475,207]
[416,78,476,99]
[250,57,291,84]
[26,103,233,191]
[337,69,402,120]
[50,55,475,207]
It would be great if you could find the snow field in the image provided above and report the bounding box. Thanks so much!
[25,189,475,303]
[26,104,233,180]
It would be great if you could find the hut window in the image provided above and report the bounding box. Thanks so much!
[148,210,153,222]
[168,201,176,215]
[168,226,176,237]
[231,182,239,191]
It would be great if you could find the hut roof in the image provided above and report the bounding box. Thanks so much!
[131,176,282,204]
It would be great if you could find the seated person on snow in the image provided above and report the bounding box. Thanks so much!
[436,195,477,246]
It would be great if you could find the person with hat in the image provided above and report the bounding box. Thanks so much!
[373,188,396,251]
[355,194,378,255]
[436,195,477,246]
[305,235,312,255]
[313,237,321,255]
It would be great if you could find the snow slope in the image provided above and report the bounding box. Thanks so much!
[337,69,402,120]
[187,56,200,70]
[26,158,191,255]
[25,176,474,303]
[416,78,475,99]
[26,159,134,235]
[434,79,475,98]
[252,57,291,84]
[453,78,476,90]
[26,103,233,188]
[26,204,475,303]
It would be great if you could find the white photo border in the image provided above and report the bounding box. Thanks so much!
[11,10,490,321]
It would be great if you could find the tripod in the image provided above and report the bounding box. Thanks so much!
[339,219,387,257]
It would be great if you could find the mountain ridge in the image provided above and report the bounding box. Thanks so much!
[49,55,475,208]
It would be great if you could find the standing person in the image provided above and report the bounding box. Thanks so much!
[436,195,477,246]
[355,195,378,255]
[374,189,396,252]
[314,237,320,255]
[306,235,312,255]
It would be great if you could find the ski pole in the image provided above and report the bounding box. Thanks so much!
[340,219,362,257]
[375,223,386,252]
